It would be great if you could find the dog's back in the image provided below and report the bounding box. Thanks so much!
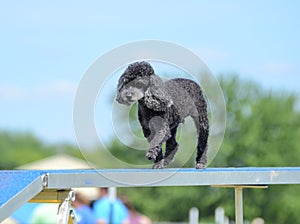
[165,78,207,118]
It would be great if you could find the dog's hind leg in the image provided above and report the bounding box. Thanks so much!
[193,115,209,169]
[163,125,179,166]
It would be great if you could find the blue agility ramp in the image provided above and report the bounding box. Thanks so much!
[1,167,300,223]
[0,170,45,222]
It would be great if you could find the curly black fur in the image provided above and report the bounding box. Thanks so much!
[116,61,209,169]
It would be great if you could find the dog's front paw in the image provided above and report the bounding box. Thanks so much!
[146,147,159,161]
[196,162,206,169]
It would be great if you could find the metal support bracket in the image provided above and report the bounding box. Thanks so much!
[29,189,77,224]
[57,190,76,224]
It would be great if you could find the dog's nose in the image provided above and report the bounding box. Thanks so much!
[126,94,132,101]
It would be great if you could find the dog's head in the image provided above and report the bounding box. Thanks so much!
[116,61,153,106]
[116,75,150,106]
[116,61,173,111]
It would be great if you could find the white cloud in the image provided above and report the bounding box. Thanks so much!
[249,61,294,77]
[0,84,27,101]
[197,47,230,64]
[239,60,300,92]
[37,80,77,97]
[0,80,77,102]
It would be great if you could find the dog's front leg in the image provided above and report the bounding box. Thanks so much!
[145,129,168,161]
[145,117,170,162]
[145,145,162,162]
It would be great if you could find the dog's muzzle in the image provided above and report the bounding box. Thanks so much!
[116,89,132,106]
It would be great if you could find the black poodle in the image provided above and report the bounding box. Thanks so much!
[116,61,209,169]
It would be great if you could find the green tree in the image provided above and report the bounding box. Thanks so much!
[211,75,300,222]
[213,75,300,167]
[0,131,52,169]
[0,131,84,169]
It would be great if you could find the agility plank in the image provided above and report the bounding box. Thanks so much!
[1,167,300,222]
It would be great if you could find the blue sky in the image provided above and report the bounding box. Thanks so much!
[0,1,299,144]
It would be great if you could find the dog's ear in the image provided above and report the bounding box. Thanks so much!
[144,75,173,111]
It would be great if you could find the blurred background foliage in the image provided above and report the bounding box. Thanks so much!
[1,74,300,223]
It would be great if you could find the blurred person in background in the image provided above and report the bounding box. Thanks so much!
[121,196,152,224]
[93,188,129,224]
[72,192,96,224]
